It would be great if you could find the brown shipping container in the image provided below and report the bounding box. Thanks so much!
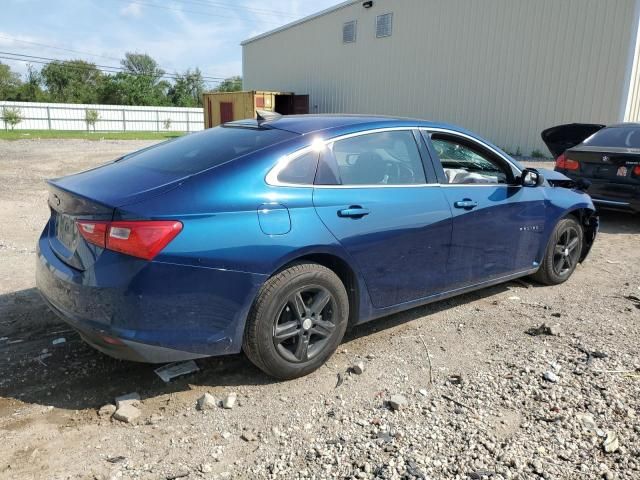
[203,91,309,128]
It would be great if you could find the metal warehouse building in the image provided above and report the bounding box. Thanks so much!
[242,0,640,155]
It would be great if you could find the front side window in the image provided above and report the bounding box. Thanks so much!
[431,137,510,184]
[318,130,426,185]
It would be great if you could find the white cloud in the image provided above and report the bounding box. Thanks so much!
[120,2,142,18]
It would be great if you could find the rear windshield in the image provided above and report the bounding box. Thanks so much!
[583,126,640,149]
[119,126,297,174]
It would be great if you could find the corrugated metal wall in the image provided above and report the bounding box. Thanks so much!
[624,1,640,122]
[244,0,638,155]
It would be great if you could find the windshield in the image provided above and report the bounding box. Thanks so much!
[583,126,640,149]
[120,126,298,174]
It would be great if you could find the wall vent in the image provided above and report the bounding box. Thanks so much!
[343,20,357,43]
[376,13,393,38]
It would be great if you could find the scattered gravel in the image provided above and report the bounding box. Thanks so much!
[0,143,639,479]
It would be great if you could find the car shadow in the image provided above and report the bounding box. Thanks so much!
[0,280,519,412]
[1,209,631,412]
[597,209,640,234]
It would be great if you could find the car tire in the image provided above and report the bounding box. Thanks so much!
[532,216,583,286]
[243,262,349,380]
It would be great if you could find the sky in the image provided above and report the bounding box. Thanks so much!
[1,0,340,88]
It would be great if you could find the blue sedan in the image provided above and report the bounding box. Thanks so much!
[36,115,598,379]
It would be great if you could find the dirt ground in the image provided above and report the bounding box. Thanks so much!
[0,140,639,480]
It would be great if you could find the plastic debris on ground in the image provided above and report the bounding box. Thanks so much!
[154,360,200,383]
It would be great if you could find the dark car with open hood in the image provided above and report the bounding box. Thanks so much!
[542,123,640,213]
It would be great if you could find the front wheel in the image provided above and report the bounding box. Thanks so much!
[243,262,349,380]
[532,216,583,285]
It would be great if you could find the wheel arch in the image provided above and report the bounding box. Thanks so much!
[270,250,365,328]
[563,207,598,262]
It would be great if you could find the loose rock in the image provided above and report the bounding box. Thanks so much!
[388,394,408,411]
[222,392,237,409]
[351,362,365,375]
[197,393,217,411]
[543,371,559,383]
[603,431,619,453]
[98,404,116,418]
[113,404,141,423]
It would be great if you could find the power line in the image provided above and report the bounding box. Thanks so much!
[0,54,225,85]
[0,51,228,82]
[170,0,297,18]
[0,34,122,62]
[0,36,230,80]
[112,0,287,25]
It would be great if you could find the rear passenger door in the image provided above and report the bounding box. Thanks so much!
[423,130,546,287]
[312,129,453,308]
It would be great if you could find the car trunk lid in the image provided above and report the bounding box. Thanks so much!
[47,183,115,271]
[565,147,640,184]
[541,123,605,158]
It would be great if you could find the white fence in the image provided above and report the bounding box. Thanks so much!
[0,101,204,132]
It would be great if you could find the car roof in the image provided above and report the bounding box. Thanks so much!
[605,122,640,129]
[225,114,461,135]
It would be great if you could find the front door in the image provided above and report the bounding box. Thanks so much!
[312,129,452,308]
[424,131,546,288]
[220,102,234,123]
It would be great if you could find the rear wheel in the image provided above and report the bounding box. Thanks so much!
[243,262,349,380]
[532,216,583,285]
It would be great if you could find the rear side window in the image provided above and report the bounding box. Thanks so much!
[276,151,319,185]
[120,126,297,174]
[583,126,640,148]
[319,130,426,185]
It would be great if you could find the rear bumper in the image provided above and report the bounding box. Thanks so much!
[36,230,266,363]
[554,169,640,213]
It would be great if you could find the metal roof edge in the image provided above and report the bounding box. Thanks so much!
[241,0,360,46]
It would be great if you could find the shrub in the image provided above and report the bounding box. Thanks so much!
[85,109,99,131]
[531,149,546,159]
[163,118,172,130]
[1,106,22,131]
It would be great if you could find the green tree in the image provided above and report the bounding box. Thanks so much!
[41,60,104,103]
[98,53,171,106]
[15,65,48,102]
[121,52,164,80]
[168,68,205,107]
[2,106,22,130]
[0,62,22,100]
[99,72,170,106]
[85,109,99,131]
[215,76,242,92]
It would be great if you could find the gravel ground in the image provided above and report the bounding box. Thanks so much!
[0,140,639,480]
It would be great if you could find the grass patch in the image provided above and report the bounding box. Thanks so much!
[0,130,186,141]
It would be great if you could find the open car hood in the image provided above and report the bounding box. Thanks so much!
[541,123,605,158]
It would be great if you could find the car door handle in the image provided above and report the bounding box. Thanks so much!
[337,206,370,218]
[453,199,478,210]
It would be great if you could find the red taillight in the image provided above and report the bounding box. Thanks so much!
[555,153,580,171]
[634,165,640,176]
[76,219,182,260]
[77,220,108,248]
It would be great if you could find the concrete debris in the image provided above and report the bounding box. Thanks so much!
[197,393,217,411]
[113,404,141,423]
[115,392,140,409]
[388,394,408,411]
[222,392,237,409]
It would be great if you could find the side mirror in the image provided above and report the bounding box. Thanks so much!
[520,168,545,187]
